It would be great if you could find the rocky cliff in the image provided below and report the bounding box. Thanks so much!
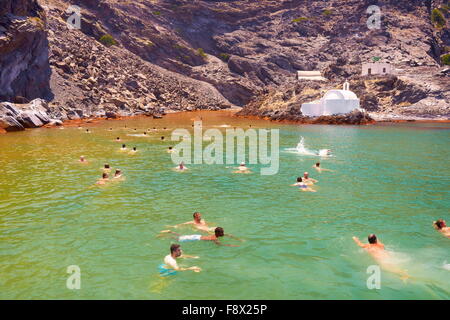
[1,0,449,132]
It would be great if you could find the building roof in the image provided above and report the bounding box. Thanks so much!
[323,90,358,100]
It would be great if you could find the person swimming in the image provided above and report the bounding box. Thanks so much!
[313,162,332,173]
[165,212,243,240]
[291,177,316,192]
[167,146,174,153]
[129,147,138,154]
[85,129,90,133]
[433,219,450,238]
[108,128,113,131]
[168,212,214,232]
[103,163,111,173]
[161,227,239,247]
[303,172,317,185]
[353,234,409,280]
[161,136,165,141]
[113,169,124,179]
[174,162,187,171]
[159,244,201,276]
[119,144,127,151]
[79,156,88,164]
[95,172,109,185]
[116,137,121,142]
[233,162,251,174]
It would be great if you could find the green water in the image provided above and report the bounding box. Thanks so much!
[0,111,449,300]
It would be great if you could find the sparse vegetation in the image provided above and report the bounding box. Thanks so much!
[219,53,230,62]
[431,8,446,28]
[153,11,161,16]
[196,48,207,59]
[291,17,308,23]
[441,53,450,65]
[322,9,332,16]
[99,34,118,47]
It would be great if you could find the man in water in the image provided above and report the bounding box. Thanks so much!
[313,162,332,173]
[79,156,88,164]
[96,173,109,185]
[161,136,165,141]
[119,144,127,152]
[160,244,201,275]
[103,164,111,173]
[433,219,450,238]
[233,162,251,174]
[116,137,121,142]
[168,212,215,232]
[129,147,138,154]
[113,169,124,181]
[167,146,174,153]
[303,172,317,185]
[353,234,409,279]
[291,177,316,192]
[160,227,239,247]
[174,162,188,171]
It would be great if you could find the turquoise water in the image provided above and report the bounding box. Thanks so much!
[0,111,449,299]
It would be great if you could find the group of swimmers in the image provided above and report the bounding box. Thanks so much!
[291,162,333,192]
[159,212,241,275]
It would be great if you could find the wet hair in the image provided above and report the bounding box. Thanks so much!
[169,146,173,150]
[144,132,147,135]
[435,219,445,229]
[104,164,110,169]
[133,147,136,151]
[193,212,200,219]
[170,244,180,254]
[122,144,126,148]
[115,169,121,175]
[297,177,302,182]
[316,162,320,166]
[102,173,108,179]
[161,136,165,140]
[368,234,377,244]
[116,137,120,140]
[215,227,224,237]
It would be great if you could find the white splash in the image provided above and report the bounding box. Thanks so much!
[285,136,332,157]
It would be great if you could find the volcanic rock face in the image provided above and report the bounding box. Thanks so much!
[0,0,52,102]
[0,0,449,131]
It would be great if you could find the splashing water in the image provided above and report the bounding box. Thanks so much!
[285,136,332,157]
[444,261,450,271]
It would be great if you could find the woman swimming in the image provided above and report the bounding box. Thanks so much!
[291,177,316,192]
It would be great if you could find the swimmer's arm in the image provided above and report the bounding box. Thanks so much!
[352,237,367,248]
[225,233,244,242]
[180,254,199,259]
[213,240,240,247]
[167,221,193,228]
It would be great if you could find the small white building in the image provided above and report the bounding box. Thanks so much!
[361,62,394,76]
[301,81,360,117]
[297,71,327,81]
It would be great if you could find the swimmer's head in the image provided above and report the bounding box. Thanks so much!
[193,212,201,222]
[170,244,182,257]
[80,156,85,161]
[133,147,136,151]
[161,136,165,140]
[116,137,120,140]
[240,162,245,166]
[297,177,302,182]
[169,146,173,150]
[316,162,320,167]
[214,227,224,238]
[144,132,147,135]
[102,173,108,179]
[304,172,309,178]
[434,219,446,229]
[368,234,377,244]
[104,164,110,169]
[115,169,121,176]
[122,144,126,148]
